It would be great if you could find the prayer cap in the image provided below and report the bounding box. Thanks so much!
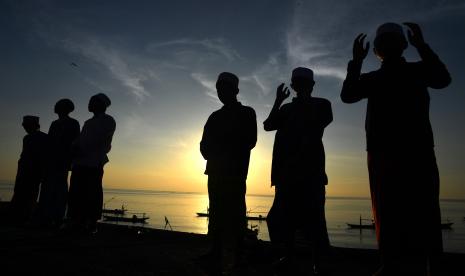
[292,67,314,81]
[93,93,111,107]
[375,22,405,40]
[217,72,239,87]
[23,115,39,125]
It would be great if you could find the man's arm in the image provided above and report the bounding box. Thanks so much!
[322,99,333,128]
[200,116,213,160]
[404,22,451,89]
[341,34,371,103]
[263,83,289,131]
[246,108,257,150]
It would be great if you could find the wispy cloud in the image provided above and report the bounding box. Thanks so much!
[242,53,287,96]
[191,72,219,103]
[61,37,153,102]
[147,38,242,62]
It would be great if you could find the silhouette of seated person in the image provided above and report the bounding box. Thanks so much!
[264,67,333,274]
[37,99,80,227]
[200,72,257,273]
[67,93,116,233]
[340,22,451,275]
[10,115,49,224]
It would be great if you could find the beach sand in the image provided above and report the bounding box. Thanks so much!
[0,199,463,275]
[0,222,464,275]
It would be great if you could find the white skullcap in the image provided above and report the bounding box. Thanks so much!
[376,23,405,39]
[292,67,314,80]
[217,72,239,87]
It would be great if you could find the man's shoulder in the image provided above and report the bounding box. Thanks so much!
[239,105,256,116]
[361,69,380,79]
[67,117,81,126]
[311,97,331,105]
[280,102,293,110]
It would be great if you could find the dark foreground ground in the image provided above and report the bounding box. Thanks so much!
[1,203,464,275]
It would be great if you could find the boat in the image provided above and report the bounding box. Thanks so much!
[103,214,149,224]
[102,205,126,215]
[347,216,454,230]
[196,212,267,221]
[196,212,209,217]
[347,222,375,229]
[347,215,375,229]
[246,215,267,221]
[441,222,453,229]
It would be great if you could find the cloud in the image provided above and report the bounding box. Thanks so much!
[191,72,219,103]
[61,37,153,102]
[147,38,242,62]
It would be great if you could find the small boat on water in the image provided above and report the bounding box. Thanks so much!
[347,215,455,230]
[347,222,375,229]
[103,214,149,224]
[196,212,267,221]
[441,222,453,229]
[102,205,126,215]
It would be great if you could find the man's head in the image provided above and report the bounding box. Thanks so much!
[216,72,239,105]
[291,67,315,95]
[374,22,408,61]
[54,98,75,117]
[22,115,40,134]
[88,93,111,114]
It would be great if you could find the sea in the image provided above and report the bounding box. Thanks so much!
[1,184,464,253]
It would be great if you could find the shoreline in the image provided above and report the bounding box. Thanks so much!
[1,221,464,275]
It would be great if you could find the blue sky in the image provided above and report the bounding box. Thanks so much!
[1,0,464,198]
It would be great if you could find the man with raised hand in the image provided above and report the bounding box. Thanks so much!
[341,23,451,275]
[264,67,333,275]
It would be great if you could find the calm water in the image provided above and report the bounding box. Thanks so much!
[1,185,464,253]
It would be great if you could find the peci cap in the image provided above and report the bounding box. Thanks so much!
[375,22,406,40]
[292,67,314,81]
[23,115,39,125]
[217,72,239,88]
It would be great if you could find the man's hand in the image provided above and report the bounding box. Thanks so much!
[275,83,290,104]
[403,22,425,48]
[353,33,370,62]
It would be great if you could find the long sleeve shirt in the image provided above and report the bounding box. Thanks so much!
[264,96,333,186]
[18,130,49,178]
[73,113,116,168]
[48,117,80,171]
[340,44,451,152]
[200,102,257,180]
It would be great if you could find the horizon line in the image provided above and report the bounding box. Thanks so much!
[1,182,463,202]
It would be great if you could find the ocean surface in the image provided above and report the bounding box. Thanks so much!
[1,184,464,253]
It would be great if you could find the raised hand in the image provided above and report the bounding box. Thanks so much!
[275,83,290,104]
[353,33,370,62]
[403,22,425,48]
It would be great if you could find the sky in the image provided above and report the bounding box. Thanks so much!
[0,0,464,198]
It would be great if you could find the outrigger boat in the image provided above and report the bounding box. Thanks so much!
[196,212,267,221]
[102,205,126,215]
[347,215,454,230]
[441,221,454,229]
[103,213,149,224]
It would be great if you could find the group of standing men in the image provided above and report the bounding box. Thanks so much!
[10,93,116,234]
[201,22,451,275]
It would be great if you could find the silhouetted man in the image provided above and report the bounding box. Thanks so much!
[37,99,80,227]
[67,93,115,233]
[341,23,451,275]
[200,72,257,273]
[264,67,332,274]
[10,116,49,224]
